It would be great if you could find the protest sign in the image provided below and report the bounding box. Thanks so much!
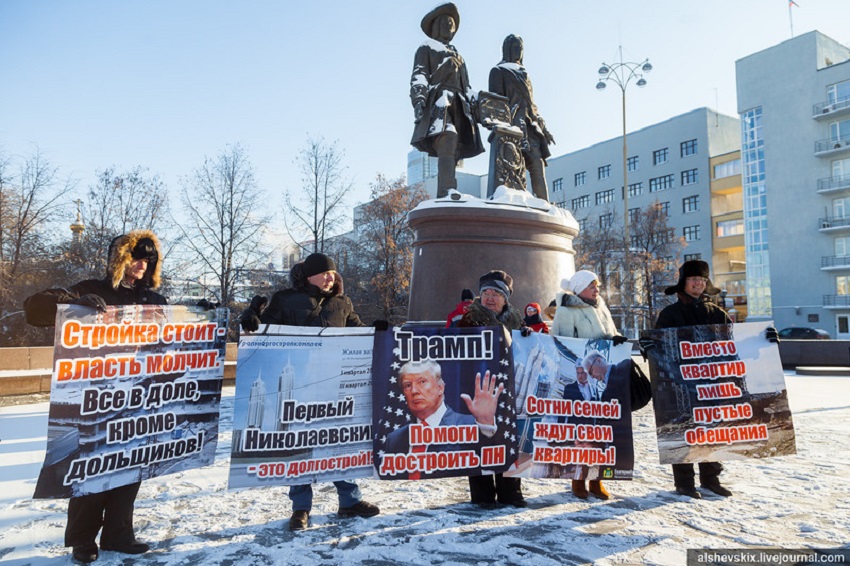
[642,321,796,464]
[228,326,375,489]
[372,326,517,480]
[506,332,634,480]
[34,304,228,499]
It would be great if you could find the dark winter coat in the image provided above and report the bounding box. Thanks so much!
[458,299,523,340]
[260,271,364,328]
[654,292,732,330]
[24,230,167,327]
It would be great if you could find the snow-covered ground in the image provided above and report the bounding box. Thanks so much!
[1,372,848,566]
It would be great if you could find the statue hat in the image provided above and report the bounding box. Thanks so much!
[421,3,460,38]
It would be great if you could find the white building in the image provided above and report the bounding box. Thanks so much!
[736,31,850,336]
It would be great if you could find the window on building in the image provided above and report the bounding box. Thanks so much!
[683,195,699,213]
[574,171,586,186]
[684,253,702,261]
[653,148,669,165]
[577,218,588,231]
[555,201,569,210]
[684,225,701,241]
[599,213,613,229]
[832,157,850,180]
[681,168,698,185]
[717,219,744,237]
[627,156,639,171]
[835,236,850,257]
[553,178,563,192]
[649,174,675,192]
[628,182,643,197]
[837,275,850,295]
[596,189,615,205]
[827,80,850,106]
[713,159,741,180]
[830,118,850,143]
[598,164,611,179]
[680,139,697,157]
[833,196,850,218]
[572,195,589,209]
[659,201,670,216]
[628,207,640,223]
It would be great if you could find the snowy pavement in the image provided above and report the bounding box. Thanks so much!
[1,373,848,565]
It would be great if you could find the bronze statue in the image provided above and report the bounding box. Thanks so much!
[410,2,484,198]
[488,34,555,201]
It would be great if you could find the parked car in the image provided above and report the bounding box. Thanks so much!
[777,327,831,340]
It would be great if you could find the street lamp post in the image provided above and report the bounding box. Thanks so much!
[595,46,652,247]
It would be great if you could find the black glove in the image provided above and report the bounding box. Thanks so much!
[373,319,389,331]
[249,295,268,315]
[611,335,629,346]
[520,326,532,337]
[71,294,107,312]
[239,307,261,332]
[196,299,220,310]
[638,337,657,360]
[765,326,779,343]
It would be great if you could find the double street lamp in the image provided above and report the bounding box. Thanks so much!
[595,46,652,247]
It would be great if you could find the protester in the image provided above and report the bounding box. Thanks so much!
[445,288,475,328]
[523,302,549,333]
[239,252,380,530]
[23,230,166,563]
[551,270,628,500]
[649,259,733,499]
[459,270,526,507]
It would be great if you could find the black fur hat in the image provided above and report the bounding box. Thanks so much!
[664,260,721,296]
[479,270,513,299]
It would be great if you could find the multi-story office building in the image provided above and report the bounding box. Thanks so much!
[546,107,741,294]
[736,31,850,336]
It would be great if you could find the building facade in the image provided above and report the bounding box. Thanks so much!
[736,31,850,336]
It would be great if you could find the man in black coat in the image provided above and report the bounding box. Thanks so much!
[654,260,733,499]
[24,230,166,563]
[239,253,378,531]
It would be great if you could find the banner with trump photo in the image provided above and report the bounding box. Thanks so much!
[228,326,375,489]
[372,326,517,480]
[641,321,796,465]
[34,304,228,499]
[505,332,635,481]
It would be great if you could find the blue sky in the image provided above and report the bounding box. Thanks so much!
[2,1,849,237]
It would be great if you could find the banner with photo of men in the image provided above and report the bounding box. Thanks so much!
[228,326,376,489]
[372,326,517,480]
[505,332,635,481]
[34,305,228,499]
[642,321,796,464]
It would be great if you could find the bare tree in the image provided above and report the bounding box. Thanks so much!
[573,201,683,335]
[0,149,68,317]
[343,175,428,324]
[284,137,354,253]
[77,166,170,278]
[626,201,685,329]
[178,144,269,306]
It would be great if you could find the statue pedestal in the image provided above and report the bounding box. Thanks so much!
[407,197,579,322]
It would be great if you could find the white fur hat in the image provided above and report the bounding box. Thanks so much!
[569,270,598,295]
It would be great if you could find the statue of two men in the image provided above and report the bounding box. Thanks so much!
[410,3,555,201]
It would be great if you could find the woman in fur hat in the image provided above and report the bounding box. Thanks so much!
[551,270,627,500]
[24,230,166,563]
[459,270,526,507]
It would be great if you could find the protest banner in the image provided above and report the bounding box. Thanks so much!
[372,326,517,480]
[34,304,228,499]
[505,332,634,480]
[642,321,796,464]
[228,326,375,489]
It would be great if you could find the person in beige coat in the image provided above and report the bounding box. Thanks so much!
[551,270,626,500]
